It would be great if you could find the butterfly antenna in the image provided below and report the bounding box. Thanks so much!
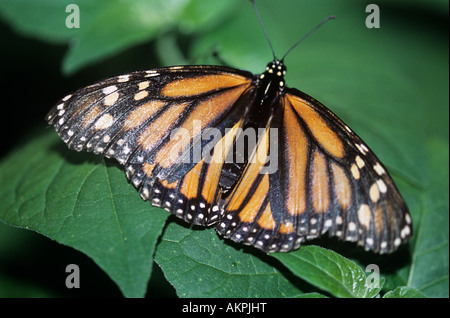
[251,0,276,59]
[281,15,336,62]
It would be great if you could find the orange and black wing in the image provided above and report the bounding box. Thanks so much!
[47,65,255,226]
[47,62,412,254]
[217,87,412,253]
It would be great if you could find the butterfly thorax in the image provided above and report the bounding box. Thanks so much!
[259,59,287,95]
[249,59,286,119]
[236,59,284,129]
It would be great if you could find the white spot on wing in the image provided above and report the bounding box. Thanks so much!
[348,222,356,231]
[376,179,387,193]
[373,163,385,176]
[102,85,118,95]
[369,183,380,202]
[134,90,149,100]
[355,155,365,168]
[95,114,114,130]
[350,164,360,180]
[104,92,119,106]
[357,204,371,228]
[117,75,130,82]
[138,81,150,90]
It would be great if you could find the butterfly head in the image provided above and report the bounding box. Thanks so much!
[260,59,287,91]
[265,59,287,78]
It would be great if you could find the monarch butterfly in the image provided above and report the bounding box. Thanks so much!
[46,0,412,254]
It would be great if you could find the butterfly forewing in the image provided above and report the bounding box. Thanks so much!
[47,66,254,227]
[47,60,412,254]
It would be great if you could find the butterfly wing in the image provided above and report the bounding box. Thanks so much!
[47,65,255,226]
[47,64,412,254]
[217,88,412,254]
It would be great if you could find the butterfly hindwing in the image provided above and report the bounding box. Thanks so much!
[277,90,411,253]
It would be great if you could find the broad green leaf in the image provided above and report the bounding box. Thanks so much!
[383,286,426,298]
[154,222,304,298]
[404,138,449,297]
[0,131,168,297]
[272,246,383,298]
[0,0,239,74]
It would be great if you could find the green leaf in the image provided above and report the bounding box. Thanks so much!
[154,222,304,297]
[272,246,383,298]
[0,131,168,297]
[0,0,239,74]
[383,286,426,298]
[404,138,449,296]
